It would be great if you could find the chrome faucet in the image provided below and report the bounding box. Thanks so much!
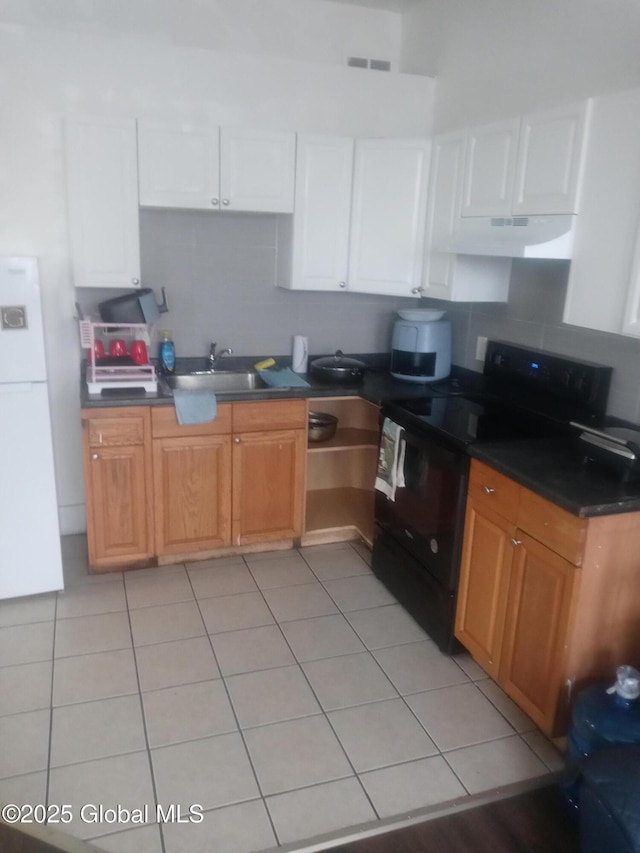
[208,342,233,369]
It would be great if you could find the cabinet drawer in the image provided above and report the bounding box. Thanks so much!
[232,399,307,433]
[468,460,521,521]
[151,404,232,438]
[518,488,587,565]
[85,416,145,447]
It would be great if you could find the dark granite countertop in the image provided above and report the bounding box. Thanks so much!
[470,436,640,518]
[80,354,640,520]
[80,353,432,410]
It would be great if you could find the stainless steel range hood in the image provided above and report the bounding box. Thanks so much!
[448,214,576,259]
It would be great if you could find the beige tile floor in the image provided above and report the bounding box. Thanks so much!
[0,536,564,853]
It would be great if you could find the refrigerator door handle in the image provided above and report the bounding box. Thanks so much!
[0,382,38,394]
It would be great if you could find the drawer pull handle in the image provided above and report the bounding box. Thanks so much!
[511,538,522,547]
[91,453,99,461]
[483,486,495,494]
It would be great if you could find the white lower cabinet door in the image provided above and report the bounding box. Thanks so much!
[347,138,430,297]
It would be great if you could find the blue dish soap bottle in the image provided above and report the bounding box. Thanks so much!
[159,330,176,375]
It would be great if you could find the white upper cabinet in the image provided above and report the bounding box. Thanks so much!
[423,130,512,302]
[460,101,591,219]
[461,119,519,217]
[564,88,640,335]
[138,124,295,213]
[219,128,295,213]
[65,116,141,289]
[348,138,430,297]
[514,101,591,216]
[286,135,353,291]
[138,123,220,209]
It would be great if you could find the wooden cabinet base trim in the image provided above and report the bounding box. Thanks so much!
[157,539,295,566]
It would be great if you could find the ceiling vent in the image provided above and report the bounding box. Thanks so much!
[348,57,391,71]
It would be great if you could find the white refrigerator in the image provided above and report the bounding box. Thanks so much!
[0,257,64,599]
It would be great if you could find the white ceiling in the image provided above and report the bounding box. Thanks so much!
[320,0,415,12]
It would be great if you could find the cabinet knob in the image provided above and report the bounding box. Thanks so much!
[211,198,219,206]
[511,538,522,547]
[338,281,346,289]
[233,437,241,444]
[483,485,495,494]
[91,453,99,461]
[131,278,140,286]
[411,286,424,295]
[222,199,230,206]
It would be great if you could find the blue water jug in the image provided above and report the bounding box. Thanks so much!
[561,664,640,816]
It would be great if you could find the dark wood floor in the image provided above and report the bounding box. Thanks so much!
[330,784,580,853]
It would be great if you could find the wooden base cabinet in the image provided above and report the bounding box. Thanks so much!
[81,407,154,569]
[499,532,578,732]
[456,459,640,737]
[151,404,233,556]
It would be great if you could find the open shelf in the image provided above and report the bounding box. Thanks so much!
[302,487,375,547]
[307,427,379,452]
[303,396,379,547]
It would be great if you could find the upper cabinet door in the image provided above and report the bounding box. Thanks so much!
[219,129,296,213]
[348,138,430,297]
[513,101,591,216]
[288,135,353,291]
[65,116,141,289]
[461,119,519,217]
[422,131,466,299]
[137,122,220,210]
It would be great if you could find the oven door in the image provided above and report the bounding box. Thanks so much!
[374,415,469,591]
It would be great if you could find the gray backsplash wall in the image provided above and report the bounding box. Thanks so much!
[137,209,413,361]
[423,259,640,422]
[81,209,640,423]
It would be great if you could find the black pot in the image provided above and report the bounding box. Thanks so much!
[310,350,366,383]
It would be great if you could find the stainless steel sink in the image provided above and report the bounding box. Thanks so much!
[162,370,279,394]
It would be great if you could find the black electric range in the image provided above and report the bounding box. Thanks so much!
[371,340,613,654]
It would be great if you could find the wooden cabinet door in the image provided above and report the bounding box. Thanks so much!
[288,134,353,291]
[137,122,220,210]
[232,429,305,546]
[66,116,141,289]
[499,531,578,735]
[84,443,151,567]
[348,138,430,297]
[219,128,296,213]
[455,499,516,679]
[513,100,591,216]
[153,435,232,555]
[461,118,519,217]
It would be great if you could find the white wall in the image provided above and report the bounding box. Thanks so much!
[0,14,432,534]
[0,0,402,69]
[402,0,640,131]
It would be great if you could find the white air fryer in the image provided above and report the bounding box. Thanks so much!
[390,317,451,382]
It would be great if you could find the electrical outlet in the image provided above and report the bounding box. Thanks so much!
[476,336,488,362]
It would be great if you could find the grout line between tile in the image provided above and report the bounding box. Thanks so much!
[185,556,283,848]
[44,593,59,811]
[122,574,168,853]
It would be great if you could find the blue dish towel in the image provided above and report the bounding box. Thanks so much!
[173,389,218,425]
[257,367,310,388]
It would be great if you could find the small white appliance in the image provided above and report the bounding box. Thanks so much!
[0,257,64,599]
[390,317,451,382]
